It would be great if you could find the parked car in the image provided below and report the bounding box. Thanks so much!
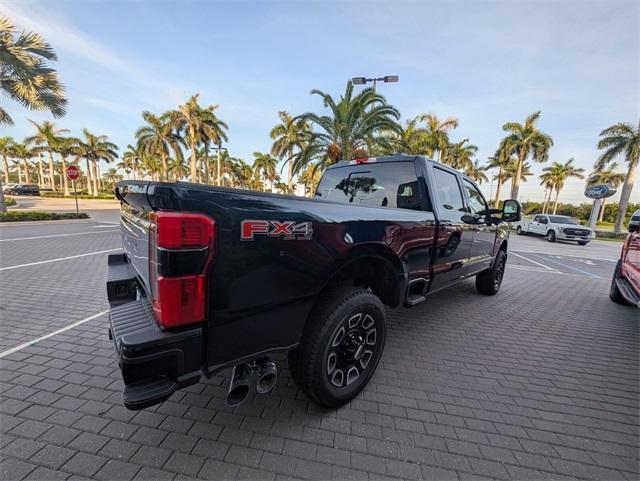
[3,184,40,196]
[610,209,640,306]
[106,155,521,410]
[516,214,592,245]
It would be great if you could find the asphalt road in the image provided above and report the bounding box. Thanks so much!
[0,217,637,481]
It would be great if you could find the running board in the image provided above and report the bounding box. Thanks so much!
[405,278,428,307]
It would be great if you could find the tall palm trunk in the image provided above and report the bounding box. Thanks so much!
[97,164,102,190]
[85,158,93,195]
[161,151,168,181]
[0,185,6,213]
[189,127,198,183]
[614,161,638,233]
[493,170,503,208]
[23,160,31,184]
[48,151,56,190]
[542,189,550,214]
[510,153,525,199]
[38,155,45,187]
[17,161,22,183]
[92,160,99,196]
[62,157,70,196]
[2,155,8,184]
[597,199,607,223]
[552,188,560,215]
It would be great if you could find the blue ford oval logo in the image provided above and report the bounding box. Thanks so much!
[584,184,615,199]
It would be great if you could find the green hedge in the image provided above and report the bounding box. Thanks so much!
[4,197,16,206]
[41,192,116,200]
[0,211,90,222]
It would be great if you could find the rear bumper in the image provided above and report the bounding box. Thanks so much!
[107,252,203,410]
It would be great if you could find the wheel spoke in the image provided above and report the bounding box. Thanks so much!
[360,350,373,369]
[332,326,345,347]
[361,314,374,329]
[331,369,344,387]
[346,366,359,385]
[348,313,362,329]
[327,352,336,374]
[366,328,377,345]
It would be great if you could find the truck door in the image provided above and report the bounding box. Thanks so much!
[623,229,640,294]
[529,215,544,234]
[462,178,495,273]
[428,166,474,291]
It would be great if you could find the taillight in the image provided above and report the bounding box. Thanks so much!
[149,211,215,329]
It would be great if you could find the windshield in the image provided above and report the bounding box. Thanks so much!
[549,216,580,225]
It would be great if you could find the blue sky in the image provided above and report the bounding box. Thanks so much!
[2,0,639,203]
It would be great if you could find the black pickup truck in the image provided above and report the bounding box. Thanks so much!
[107,155,521,410]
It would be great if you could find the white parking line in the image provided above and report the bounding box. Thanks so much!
[0,310,108,358]
[512,249,617,262]
[0,230,118,242]
[0,249,120,271]
[511,251,555,270]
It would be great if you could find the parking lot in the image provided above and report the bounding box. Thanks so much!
[1,218,638,481]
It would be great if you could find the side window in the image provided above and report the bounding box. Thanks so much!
[433,168,465,217]
[540,217,548,224]
[462,179,488,215]
[532,215,541,222]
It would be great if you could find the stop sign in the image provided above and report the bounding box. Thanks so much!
[67,164,80,181]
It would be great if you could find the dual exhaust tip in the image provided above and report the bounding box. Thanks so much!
[226,358,278,406]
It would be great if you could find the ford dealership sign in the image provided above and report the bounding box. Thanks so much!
[585,184,616,199]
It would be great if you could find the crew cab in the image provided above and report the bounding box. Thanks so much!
[610,209,640,307]
[106,155,521,410]
[3,183,40,196]
[516,214,592,245]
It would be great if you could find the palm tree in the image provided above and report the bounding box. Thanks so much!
[252,152,278,192]
[77,129,118,196]
[541,159,585,214]
[135,111,183,181]
[11,142,33,184]
[596,120,640,232]
[270,111,310,190]
[292,81,401,174]
[0,136,15,183]
[465,160,489,184]
[486,138,514,207]
[587,163,627,222]
[168,94,228,184]
[418,113,459,160]
[102,167,122,190]
[444,139,477,171]
[539,171,556,214]
[120,144,145,180]
[298,164,323,196]
[505,160,533,196]
[25,120,68,191]
[501,111,553,199]
[0,17,67,125]
[55,136,80,195]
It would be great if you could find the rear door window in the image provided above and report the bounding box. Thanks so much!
[315,161,426,211]
[432,168,465,215]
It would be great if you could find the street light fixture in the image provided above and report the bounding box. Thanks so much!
[209,144,228,186]
[351,75,399,91]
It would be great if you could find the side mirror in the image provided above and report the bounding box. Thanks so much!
[629,223,639,233]
[501,199,522,222]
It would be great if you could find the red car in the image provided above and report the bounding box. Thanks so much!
[610,209,640,306]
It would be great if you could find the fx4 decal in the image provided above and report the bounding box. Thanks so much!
[241,220,313,241]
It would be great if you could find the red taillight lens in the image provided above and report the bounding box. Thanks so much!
[149,211,215,329]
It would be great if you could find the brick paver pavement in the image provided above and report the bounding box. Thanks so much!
[0,222,638,480]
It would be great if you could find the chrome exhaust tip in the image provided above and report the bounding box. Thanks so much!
[226,363,252,406]
[256,359,278,394]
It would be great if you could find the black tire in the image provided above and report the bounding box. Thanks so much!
[288,287,386,407]
[610,261,631,305]
[546,230,556,242]
[516,226,522,235]
[476,250,507,295]
[578,241,589,246]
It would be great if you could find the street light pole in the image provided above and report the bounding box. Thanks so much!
[352,75,399,93]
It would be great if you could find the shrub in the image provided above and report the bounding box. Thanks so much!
[4,197,16,206]
[0,211,90,222]
[40,192,115,200]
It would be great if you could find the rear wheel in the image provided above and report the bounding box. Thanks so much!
[610,261,631,305]
[288,287,386,407]
[546,230,556,242]
[476,250,507,295]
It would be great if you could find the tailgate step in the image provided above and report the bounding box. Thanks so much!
[107,252,137,306]
[123,376,178,410]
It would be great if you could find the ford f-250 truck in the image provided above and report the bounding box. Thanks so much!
[107,155,521,410]
[516,214,593,245]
